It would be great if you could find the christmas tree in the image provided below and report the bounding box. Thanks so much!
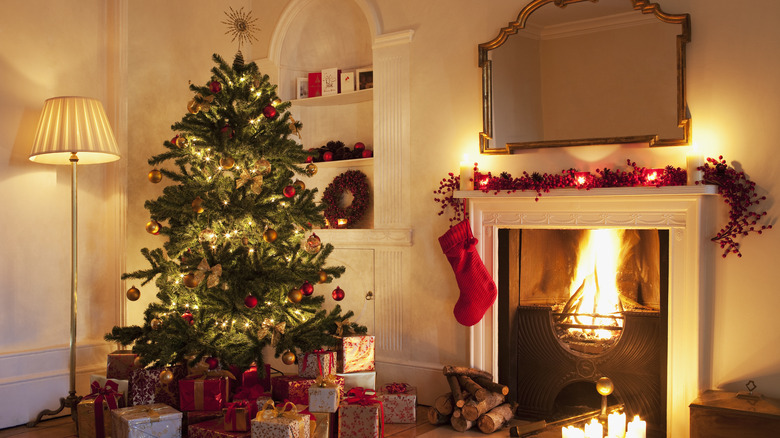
[105,53,365,371]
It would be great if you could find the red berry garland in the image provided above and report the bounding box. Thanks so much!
[322,170,370,228]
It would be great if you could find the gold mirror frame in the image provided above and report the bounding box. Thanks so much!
[478,0,691,154]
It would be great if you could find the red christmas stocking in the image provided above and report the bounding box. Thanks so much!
[438,219,497,326]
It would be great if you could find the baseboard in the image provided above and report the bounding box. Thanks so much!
[375,359,450,406]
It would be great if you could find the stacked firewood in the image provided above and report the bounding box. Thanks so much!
[427,365,515,434]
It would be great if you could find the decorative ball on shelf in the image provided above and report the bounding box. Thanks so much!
[354,142,365,151]
[205,356,220,370]
[323,151,334,162]
[305,163,318,177]
[331,286,345,301]
[209,80,222,94]
[220,156,235,169]
[151,318,162,330]
[183,273,200,288]
[191,196,205,214]
[300,281,314,296]
[272,97,282,107]
[148,169,163,184]
[293,179,306,191]
[244,295,258,308]
[288,288,303,304]
[318,270,328,284]
[255,158,272,175]
[361,149,373,159]
[304,233,322,254]
[145,220,161,235]
[126,285,141,301]
[159,369,174,384]
[283,185,296,198]
[263,105,277,119]
[181,311,195,325]
[263,228,278,243]
[281,350,296,365]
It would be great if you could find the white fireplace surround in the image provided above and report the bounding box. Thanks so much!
[455,185,719,437]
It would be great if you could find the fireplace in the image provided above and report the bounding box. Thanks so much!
[456,185,718,437]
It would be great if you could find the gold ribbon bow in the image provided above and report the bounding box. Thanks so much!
[237,169,263,194]
[194,258,222,288]
[334,319,352,337]
[255,401,306,437]
[186,361,237,381]
[258,319,286,346]
[315,374,338,388]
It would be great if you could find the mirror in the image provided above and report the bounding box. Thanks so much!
[479,0,690,153]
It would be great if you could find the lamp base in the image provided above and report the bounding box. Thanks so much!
[26,390,81,428]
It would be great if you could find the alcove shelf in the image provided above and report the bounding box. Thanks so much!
[290,89,372,107]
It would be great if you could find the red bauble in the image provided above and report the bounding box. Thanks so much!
[205,356,219,370]
[220,125,234,138]
[354,142,365,151]
[323,151,334,162]
[306,156,314,163]
[263,105,277,118]
[283,185,296,198]
[361,149,373,158]
[300,281,314,296]
[244,295,258,308]
[332,286,345,301]
[181,312,194,325]
[209,80,222,94]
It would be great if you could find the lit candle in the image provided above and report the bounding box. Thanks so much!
[336,218,348,228]
[562,426,586,438]
[686,144,704,185]
[608,412,626,438]
[644,168,664,185]
[574,171,591,186]
[459,154,474,191]
[584,418,603,438]
[626,415,646,438]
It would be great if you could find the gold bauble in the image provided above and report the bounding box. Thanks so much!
[126,285,141,301]
[192,196,204,214]
[305,163,318,177]
[220,156,235,169]
[272,97,282,107]
[596,377,614,396]
[145,220,161,235]
[293,179,306,191]
[151,318,162,330]
[318,270,328,284]
[255,158,272,175]
[148,169,163,184]
[133,356,143,368]
[281,350,296,365]
[287,288,303,304]
[183,273,200,288]
[187,100,201,114]
[263,228,278,243]
[176,136,187,148]
[159,369,174,384]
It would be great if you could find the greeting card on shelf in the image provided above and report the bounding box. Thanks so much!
[321,68,341,96]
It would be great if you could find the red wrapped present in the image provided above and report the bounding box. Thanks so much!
[233,383,269,403]
[241,363,271,392]
[251,401,310,438]
[179,375,230,412]
[339,336,374,373]
[188,418,250,438]
[377,383,416,424]
[129,364,186,408]
[90,374,129,406]
[107,350,138,380]
[272,375,345,405]
[297,350,337,378]
[222,399,257,432]
[337,387,384,438]
[77,380,126,438]
[186,410,224,429]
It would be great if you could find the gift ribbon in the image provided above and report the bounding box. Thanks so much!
[115,404,163,423]
[301,349,335,376]
[383,382,409,394]
[315,374,338,388]
[224,399,255,431]
[345,387,384,438]
[183,368,234,411]
[258,319,286,346]
[255,401,307,437]
[233,383,266,401]
[83,380,121,438]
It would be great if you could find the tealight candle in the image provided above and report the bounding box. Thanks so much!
[626,415,646,438]
[574,171,591,186]
[608,412,626,438]
[459,155,474,191]
[644,168,664,185]
[584,418,603,438]
[336,218,348,228]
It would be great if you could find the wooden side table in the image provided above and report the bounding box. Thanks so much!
[690,389,780,437]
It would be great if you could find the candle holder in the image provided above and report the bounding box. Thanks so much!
[596,376,614,422]
[336,218,348,229]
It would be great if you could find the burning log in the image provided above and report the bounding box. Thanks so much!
[433,392,454,416]
[461,391,505,421]
[477,402,515,434]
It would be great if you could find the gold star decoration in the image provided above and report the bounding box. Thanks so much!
[222,7,260,50]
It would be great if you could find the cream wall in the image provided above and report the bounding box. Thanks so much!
[2,0,780,429]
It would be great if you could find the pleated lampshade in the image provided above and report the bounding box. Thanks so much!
[29,96,120,165]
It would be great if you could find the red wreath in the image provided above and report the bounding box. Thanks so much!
[322,170,370,228]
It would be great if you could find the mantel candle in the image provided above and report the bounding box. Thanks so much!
[686,146,704,185]
[459,155,474,191]
[626,415,646,438]
[608,412,626,438]
[583,418,603,438]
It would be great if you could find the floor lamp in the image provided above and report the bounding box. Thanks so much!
[27,97,120,426]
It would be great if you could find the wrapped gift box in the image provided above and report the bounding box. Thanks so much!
[272,375,345,405]
[91,374,129,406]
[311,412,337,438]
[339,336,374,373]
[111,403,182,438]
[251,404,311,438]
[179,376,230,411]
[377,383,417,424]
[129,365,186,408]
[337,388,383,438]
[297,350,338,378]
[336,372,375,391]
[223,400,258,432]
[107,350,138,380]
[241,363,271,392]
[76,381,126,438]
[308,382,340,413]
[256,394,274,411]
[186,410,225,431]
[189,418,251,437]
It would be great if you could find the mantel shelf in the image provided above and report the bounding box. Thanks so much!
[291,89,372,107]
[454,184,719,199]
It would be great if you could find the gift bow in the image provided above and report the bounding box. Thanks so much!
[334,319,352,337]
[345,387,384,437]
[258,319,286,346]
[84,380,122,438]
[224,400,254,431]
[186,361,237,380]
[237,169,263,194]
[255,401,306,437]
[194,258,222,288]
[315,373,338,388]
[384,382,409,394]
[301,349,335,377]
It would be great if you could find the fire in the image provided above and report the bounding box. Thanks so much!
[563,229,625,339]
